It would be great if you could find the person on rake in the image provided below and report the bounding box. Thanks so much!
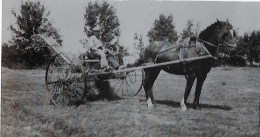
[85,36,120,72]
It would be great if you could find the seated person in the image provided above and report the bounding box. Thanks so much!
[85,36,124,71]
[89,46,111,72]
[89,46,125,72]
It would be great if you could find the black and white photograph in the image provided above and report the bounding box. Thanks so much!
[1,0,260,136]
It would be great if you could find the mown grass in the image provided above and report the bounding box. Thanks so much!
[1,67,260,136]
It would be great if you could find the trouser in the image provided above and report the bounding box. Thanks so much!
[100,54,109,69]
[92,49,109,69]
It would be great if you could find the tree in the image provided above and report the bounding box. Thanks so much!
[181,20,201,39]
[181,19,194,39]
[8,1,62,68]
[147,14,178,44]
[249,31,260,62]
[194,21,201,37]
[133,33,144,51]
[236,31,260,64]
[132,33,145,58]
[83,1,120,50]
[237,33,250,55]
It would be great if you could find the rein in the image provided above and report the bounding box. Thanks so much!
[157,46,177,54]
[198,38,235,50]
[198,39,221,49]
[157,45,196,55]
[198,38,235,56]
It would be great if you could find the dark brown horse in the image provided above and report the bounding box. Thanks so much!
[129,20,237,110]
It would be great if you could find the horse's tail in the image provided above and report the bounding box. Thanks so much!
[134,69,145,96]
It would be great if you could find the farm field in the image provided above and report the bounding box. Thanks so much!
[1,67,260,136]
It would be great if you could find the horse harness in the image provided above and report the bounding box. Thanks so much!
[153,37,219,79]
[152,22,234,78]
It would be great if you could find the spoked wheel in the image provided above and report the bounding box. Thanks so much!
[107,69,144,98]
[45,54,84,106]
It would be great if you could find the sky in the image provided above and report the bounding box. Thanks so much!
[2,0,260,54]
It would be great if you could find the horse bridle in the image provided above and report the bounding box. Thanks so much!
[199,24,236,57]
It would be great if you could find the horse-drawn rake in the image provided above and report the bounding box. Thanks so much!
[40,35,215,106]
[41,35,144,106]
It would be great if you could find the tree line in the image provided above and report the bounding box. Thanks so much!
[2,1,62,68]
[2,1,260,69]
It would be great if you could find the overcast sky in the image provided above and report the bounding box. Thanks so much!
[2,0,260,54]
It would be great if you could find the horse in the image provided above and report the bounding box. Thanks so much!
[129,20,237,110]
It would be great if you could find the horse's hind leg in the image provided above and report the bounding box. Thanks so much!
[143,68,161,107]
[181,73,196,111]
[193,73,207,110]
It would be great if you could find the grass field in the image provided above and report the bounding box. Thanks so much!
[1,67,260,136]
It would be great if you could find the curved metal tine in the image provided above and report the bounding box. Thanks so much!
[50,83,62,106]
[127,73,136,83]
[124,78,134,97]
[49,69,54,82]
[59,66,67,79]
[50,84,58,105]
[73,90,81,99]
[65,64,77,80]
[50,98,57,106]
[124,78,130,96]
[58,83,66,105]
[64,63,78,81]
[54,56,68,79]
[49,62,61,80]
[46,70,53,84]
[128,70,140,84]
[70,84,82,99]
[116,80,124,95]
[53,84,59,95]
[48,63,73,86]
[48,85,57,92]
[111,78,122,89]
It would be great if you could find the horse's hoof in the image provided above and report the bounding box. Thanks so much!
[146,98,154,107]
[181,105,187,111]
[147,104,154,108]
[181,108,187,111]
[193,104,201,110]
[147,102,154,108]
[180,98,187,111]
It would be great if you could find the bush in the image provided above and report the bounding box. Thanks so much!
[214,56,247,67]
[2,43,50,69]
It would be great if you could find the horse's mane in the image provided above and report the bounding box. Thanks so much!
[199,21,219,40]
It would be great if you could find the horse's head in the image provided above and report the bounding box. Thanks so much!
[216,19,237,52]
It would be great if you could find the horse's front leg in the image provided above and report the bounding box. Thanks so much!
[143,69,160,107]
[193,73,207,110]
[181,73,196,111]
